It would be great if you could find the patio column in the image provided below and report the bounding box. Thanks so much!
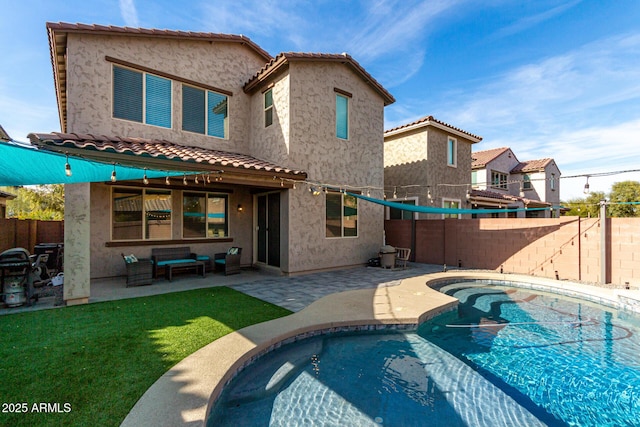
[63,183,91,305]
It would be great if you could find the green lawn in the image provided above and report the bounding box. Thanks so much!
[0,287,292,426]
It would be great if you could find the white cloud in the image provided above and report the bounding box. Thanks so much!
[119,0,139,27]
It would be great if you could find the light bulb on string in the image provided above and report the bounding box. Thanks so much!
[143,168,149,185]
[111,164,117,182]
[165,176,170,185]
[183,174,187,186]
[64,154,72,177]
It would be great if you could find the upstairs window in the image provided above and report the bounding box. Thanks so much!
[113,66,172,128]
[326,191,358,238]
[491,171,508,190]
[447,137,457,167]
[182,85,228,139]
[336,93,349,139]
[551,173,556,191]
[523,174,532,190]
[264,89,273,127]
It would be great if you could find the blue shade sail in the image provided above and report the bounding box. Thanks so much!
[349,192,553,215]
[113,66,143,122]
[145,74,172,128]
[182,85,206,134]
[336,94,348,139]
[0,141,189,186]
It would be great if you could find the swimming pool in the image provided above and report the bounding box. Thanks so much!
[207,283,640,426]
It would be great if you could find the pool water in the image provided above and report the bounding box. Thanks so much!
[208,284,640,426]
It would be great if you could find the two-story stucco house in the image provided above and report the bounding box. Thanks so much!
[470,147,561,218]
[28,23,394,305]
[383,115,482,219]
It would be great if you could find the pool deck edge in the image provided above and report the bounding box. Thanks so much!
[120,271,640,427]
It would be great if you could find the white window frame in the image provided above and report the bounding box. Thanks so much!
[264,88,273,127]
[442,198,461,219]
[335,92,350,140]
[325,190,358,238]
[112,65,173,129]
[447,137,457,167]
[111,187,173,241]
[181,84,229,139]
[385,197,418,220]
[491,170,508,190]
[181,191,229,239]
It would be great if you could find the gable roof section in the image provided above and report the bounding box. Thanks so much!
[28,132,306,179]
[471,147,512,168]
[0,190,16,200]
[384,115,482,142]
[511,158,554,173]
[46,22,273,132]
[243,52,395,106]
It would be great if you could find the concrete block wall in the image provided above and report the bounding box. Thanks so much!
[384,216,639,287]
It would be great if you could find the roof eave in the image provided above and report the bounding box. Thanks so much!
[384,119,482,142]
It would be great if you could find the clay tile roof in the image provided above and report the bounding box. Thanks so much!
[384,115,482,142]
[471,147,511,168]
[27,132,306,178]
[243,52,395,106]
[46,22,272,60]
[469,189,551,206]
[511,158,554,173]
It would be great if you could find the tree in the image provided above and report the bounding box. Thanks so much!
[608,181,640,217]
[3,185,64,220]
[562,191,605,218]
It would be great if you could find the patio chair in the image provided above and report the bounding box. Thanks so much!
[214,247,242,275]
[394,247,411,270]
[121,253,153,287]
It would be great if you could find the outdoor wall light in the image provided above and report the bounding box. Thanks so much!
[237,204,243,212]
[309,186,321,196]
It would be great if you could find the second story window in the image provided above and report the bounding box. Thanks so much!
[336,93,349,139]
[113,65,172,128]
[264,89,273,127]
[491,171,508,190]
[523,174,532,190]
[447,137,457,167]
[551,173,556,191]
[182,85,228,139]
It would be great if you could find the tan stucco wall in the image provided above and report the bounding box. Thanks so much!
[89,183,255,279]
[384,126,474,218]
[66,33,266,153]
[282,61,386,272]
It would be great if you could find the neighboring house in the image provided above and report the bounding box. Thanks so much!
[29,22,394,305]
[470,147,561,218]
[384,115,482,219]
[0,190,16,218]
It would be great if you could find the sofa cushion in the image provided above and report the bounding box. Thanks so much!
[157,259,197,266]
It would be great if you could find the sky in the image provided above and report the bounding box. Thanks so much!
[1,0,639,200]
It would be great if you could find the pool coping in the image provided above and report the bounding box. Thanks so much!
[120,272,640,427]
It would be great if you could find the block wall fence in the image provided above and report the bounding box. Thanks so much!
[384,217,640,288]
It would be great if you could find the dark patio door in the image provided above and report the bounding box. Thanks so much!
[257,192,280,267]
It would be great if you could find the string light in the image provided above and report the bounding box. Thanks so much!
[111,164,117,182]
[165,176,170,185]
[194,175,199,184]
[64,154,72,177]
[143,168,149,185]
[183,174,187,185]
[583,176,590,194]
